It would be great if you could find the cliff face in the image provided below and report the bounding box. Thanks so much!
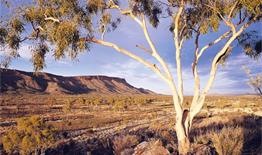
[0,69,155,95]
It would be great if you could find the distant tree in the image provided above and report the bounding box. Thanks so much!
[113,99,128,111]
[63,99,74,120]
[243,66,262,97]
[0,0,261,153]
[239,31,262,97]
[2,115,56,155]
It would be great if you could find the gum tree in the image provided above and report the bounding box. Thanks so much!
[0,0,261,154]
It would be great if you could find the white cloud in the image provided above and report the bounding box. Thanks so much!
[100,59,170,94]
[98,52,261,95]
[208,53,262,94]
[0,43,32,59]
[223,53,262,72]
[17,44,33,59]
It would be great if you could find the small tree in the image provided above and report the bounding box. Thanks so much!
[63,99,74,124]
[113,98,126,111]
[2,115,56,155]
[63,99,73,113]
[1,0,261,153]
[243,66,262,96]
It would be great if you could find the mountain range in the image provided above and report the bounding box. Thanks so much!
[0,68,155,95]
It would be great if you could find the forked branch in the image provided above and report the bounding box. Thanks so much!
[105,1,183,114]
[189,14,259,120]
[136,44,153,54]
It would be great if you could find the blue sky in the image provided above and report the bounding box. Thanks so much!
[1,1,262,95]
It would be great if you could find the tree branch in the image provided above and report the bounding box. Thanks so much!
[140,15,172,79]
[228,0,239,20]
[44,14,60,23]
[136,44,153,54]
[204,3,236,33]
[110,2,173,82]
[140,15,182,112]
[20,25,44,42]
[189,14,258,120]
[173,3,184,105]
[105,2,183,114]
[197,31,231,60]
[88,38,169,83]
[109,3,143,26]
[190,32,200,128]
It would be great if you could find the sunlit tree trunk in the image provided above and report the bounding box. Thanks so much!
[89,2,257,154]
[173,97,190,154]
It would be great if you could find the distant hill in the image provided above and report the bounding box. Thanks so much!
[0,68,156,95]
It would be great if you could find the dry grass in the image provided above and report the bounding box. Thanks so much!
[0,94,261,154]
[210,126,243,155]
[193,115,261,155]
[112,134,139,155]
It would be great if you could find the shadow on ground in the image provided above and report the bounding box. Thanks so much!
[46,114,262,155]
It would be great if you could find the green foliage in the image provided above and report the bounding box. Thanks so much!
[0,0,261,72]
[113,99,128,111]
[87,0,106,14]
[199,21,209,34]
[209,14,220,32]
[10,18,24,34]
[2,115,56,155]
[50,21,79,59]
[24,7,44,23]
[0,27,8,45]
[130,0,162,27]
[6,34,20,50]
[210,0,261,17]
[238,31,262,59]
[239,0,262,15]
[32,43,49,71]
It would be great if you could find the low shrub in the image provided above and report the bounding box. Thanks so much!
[112,134,139,155]
[2,115,56,155]
[194,126,244,155]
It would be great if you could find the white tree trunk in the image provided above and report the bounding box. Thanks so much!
[171,91,190,154]
[88,4,257,154]
[175,114,190,154]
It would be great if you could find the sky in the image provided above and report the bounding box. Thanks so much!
[1,1,262,95]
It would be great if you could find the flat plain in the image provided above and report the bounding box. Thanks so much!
[0,94,261,154]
